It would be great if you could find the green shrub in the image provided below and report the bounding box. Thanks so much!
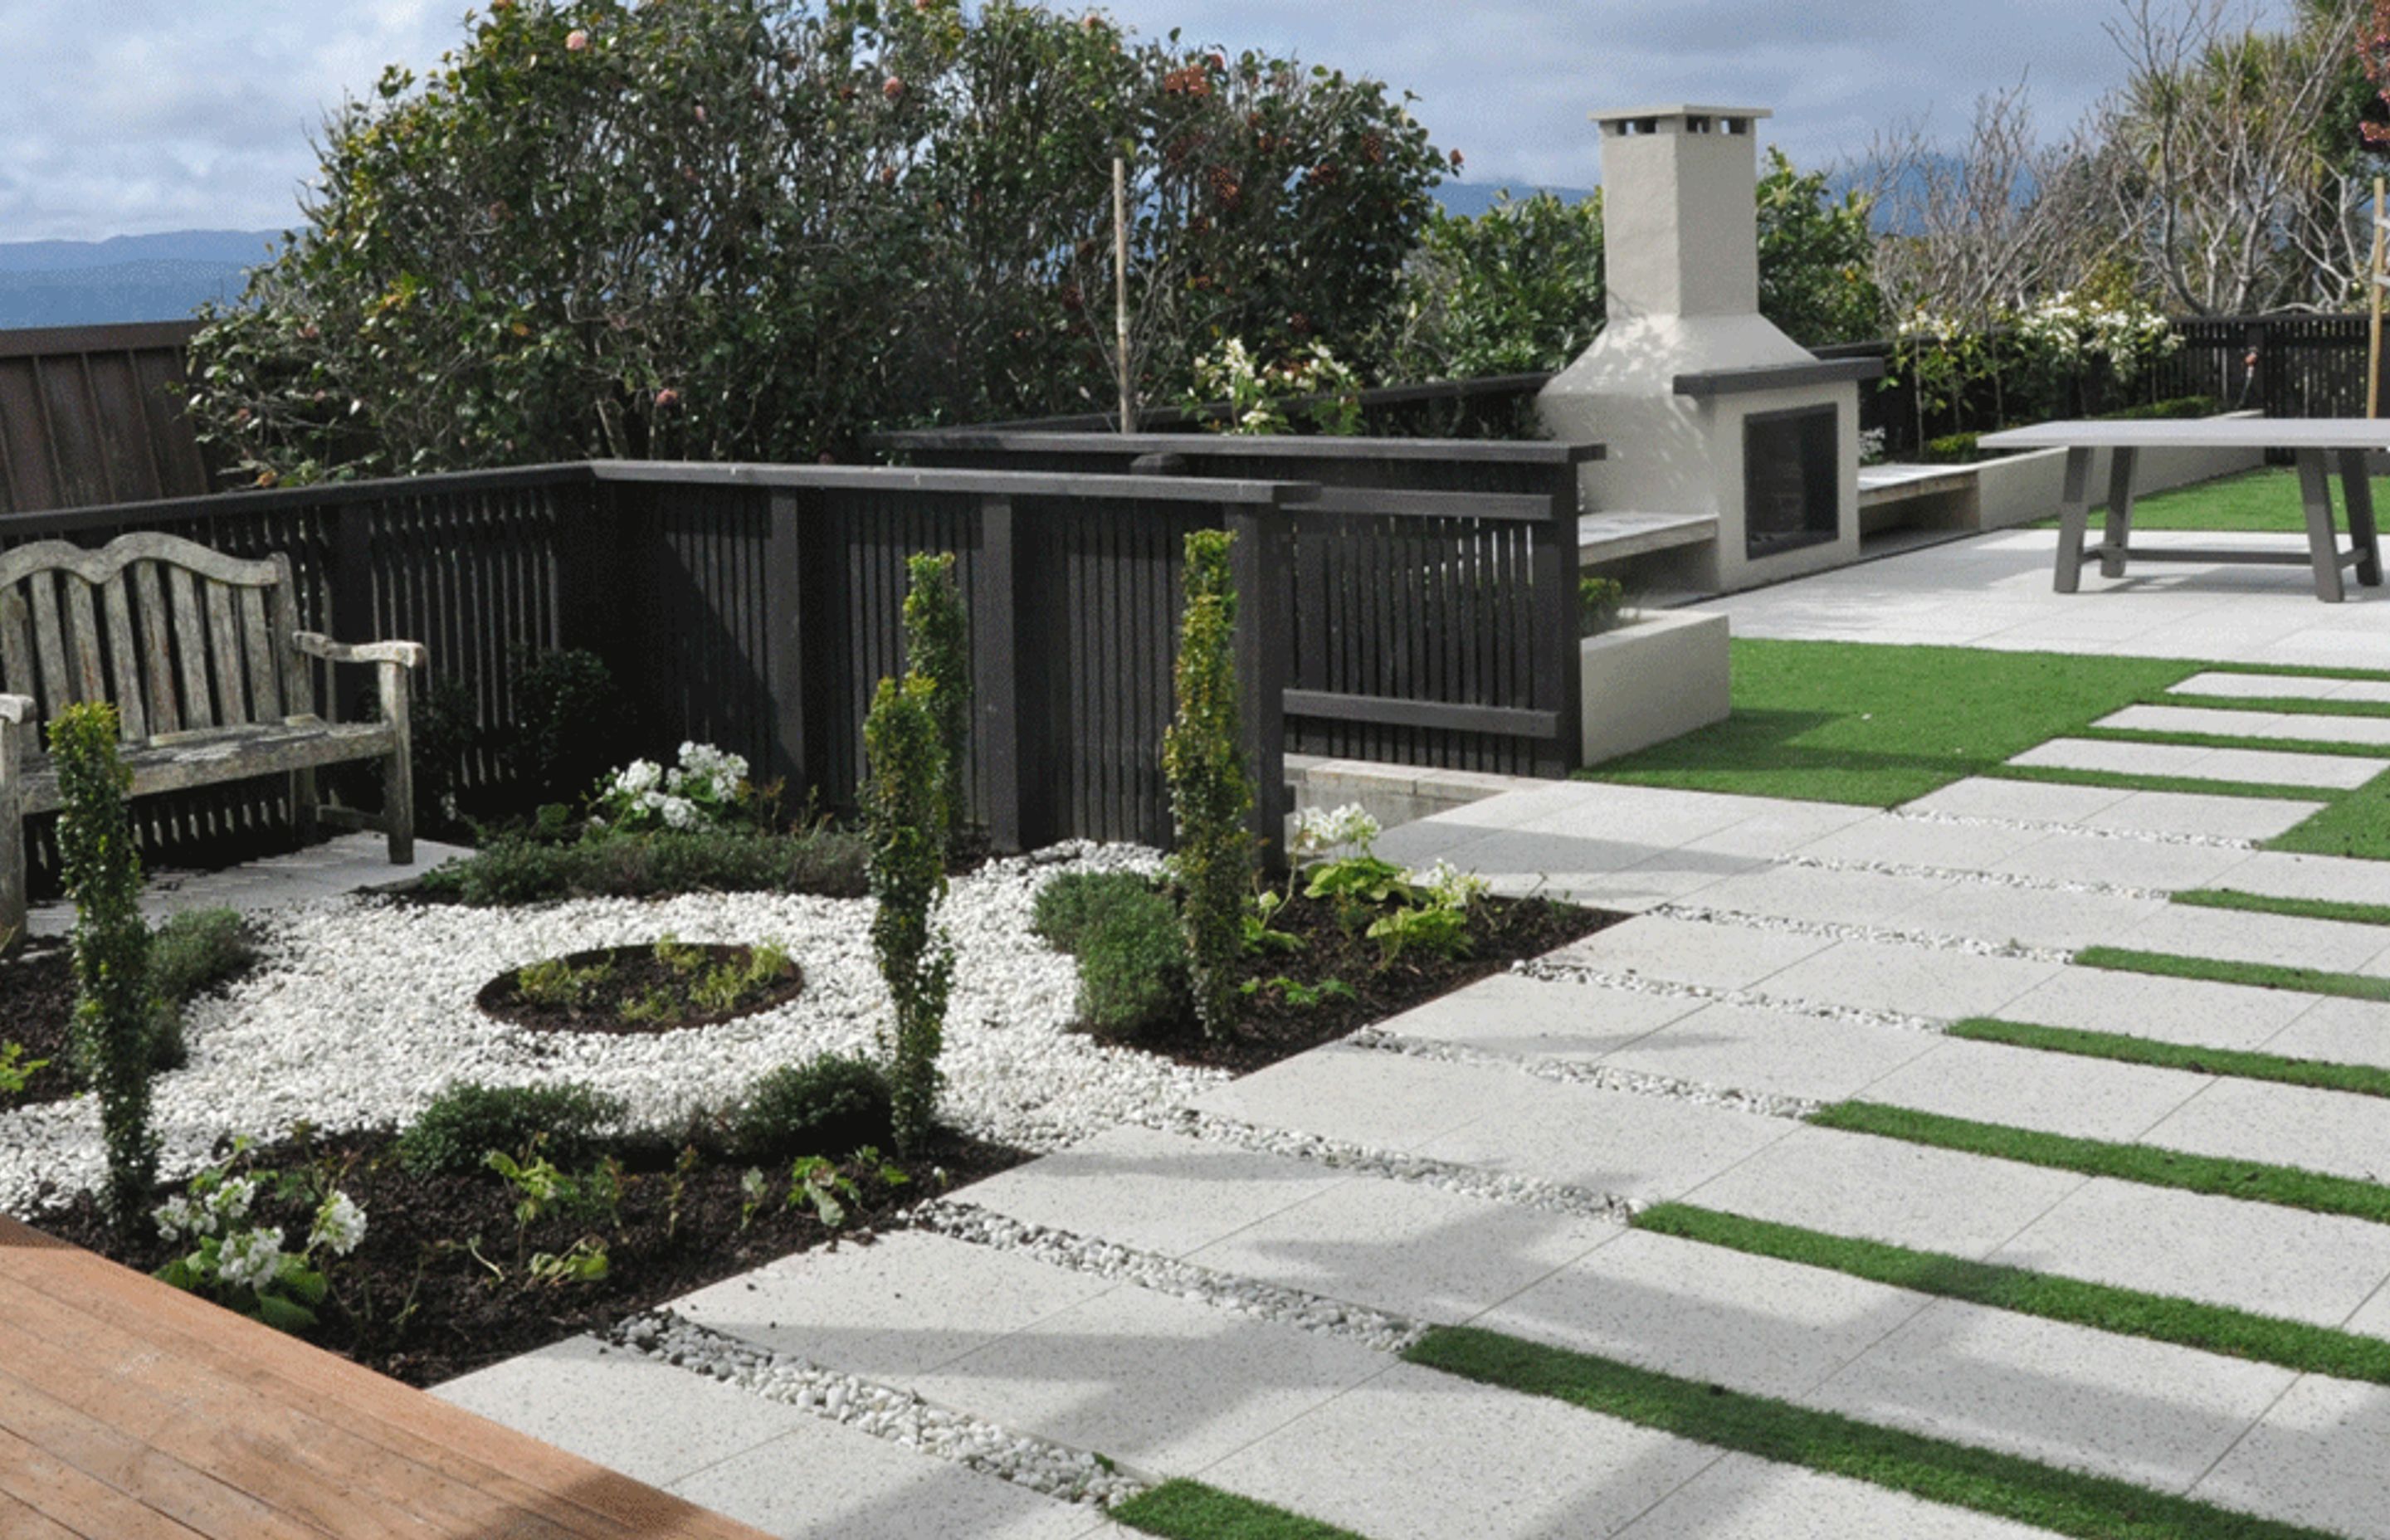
[1163,529,1252,1040]
[145,908,258,1071]
[1579,576,1625,638]
[417,826,869,905]
[865,674,954,1157]
[398,1080,624,1177]
[903,552,970,836]
[1032,870,1160,954]
[1076,888,1192,1039]
[1922,431,1982,464]
[51,703,158,1233]
[734,1055,895,1160]
[508,648,629,804]
[2095,395,2225,422]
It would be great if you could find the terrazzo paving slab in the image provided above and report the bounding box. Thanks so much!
[1412,1074,1796,1203]
[1904,880,2171,952]
[1983,831,2258,893]
[1199,1362,1721,1540]
[1996,966,2315,1054]
[944,1123,1353,1259]
[1182,1171,1623,1323]
[2096,702,2390,746]
[906,1276,1392,1474]
[1846,1038,2211,1143]
[1780,816,2052,872]
[1181,1044,1533,1154]
[2206,849,2390,907]
[1370,972,1702,1062]
[2258,993,2390,1069]
[2139,1075,2390,1186]
[1807,1298,2297,1494]
[2107,903,2390,975]
[2192,1376,2390,1540]
[2170,670,2370,700]
[1614,1451,2066,1540]
[1749,937,2061,1020]
[2076,787,2326,841]
[1544,913,1835,991]
[1597,1000,1941,1103]
[1988,1179,2390,1329]
[1895,778,2136,826]
[2007,738,2381,790]
[668,1231,1114,1381]
[1685,863,1962,930]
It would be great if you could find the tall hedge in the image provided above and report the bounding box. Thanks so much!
[1163,529,1251,1039]
[863,673,954,1155]
[50,704,159,1232]
[903,552,969,837]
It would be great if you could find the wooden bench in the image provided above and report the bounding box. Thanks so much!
[0,531,427,939]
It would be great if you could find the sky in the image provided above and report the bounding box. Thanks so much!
[0,0,2306,244]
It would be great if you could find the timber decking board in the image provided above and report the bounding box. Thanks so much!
[0,1215,772,1540]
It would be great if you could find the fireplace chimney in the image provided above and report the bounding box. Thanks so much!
[1600,107,1766,323]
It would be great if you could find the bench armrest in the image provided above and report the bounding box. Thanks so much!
[292,632,429,670]
[0,694,30,726]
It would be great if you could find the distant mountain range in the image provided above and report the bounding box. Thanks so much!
[0,231,279,329]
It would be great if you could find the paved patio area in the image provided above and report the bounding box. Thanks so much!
[19,831,471,939]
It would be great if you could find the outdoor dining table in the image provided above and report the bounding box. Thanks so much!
[1974,418,2390,602]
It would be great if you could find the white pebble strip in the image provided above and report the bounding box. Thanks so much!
[1517,958,1944,1034]
[907,1200,1428,1352]
[1141,1105,1641,1223]
[607,1310,1144,1508]
[1347,1029,1823,1122]
[1650,903,2074,965]
[0,843,1227,1217]
[1891,807,2256,851]
[1776,853,2168,902]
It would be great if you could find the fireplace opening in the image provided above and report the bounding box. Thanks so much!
[1744,404,1839,559]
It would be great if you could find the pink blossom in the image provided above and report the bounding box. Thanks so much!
[656,387,680,408]
[565,28,588,51]
[882,76,905,100]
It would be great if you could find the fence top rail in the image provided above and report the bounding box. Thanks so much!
[0,461,597,538]
[869,429,1604,466]
[587,459,1321,504]
[0,319,201,360]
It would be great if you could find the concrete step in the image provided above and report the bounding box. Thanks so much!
[2007,738,2381,791]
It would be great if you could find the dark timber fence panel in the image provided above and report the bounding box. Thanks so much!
[0,321,218,514]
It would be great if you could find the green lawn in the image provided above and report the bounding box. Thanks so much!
[2032,465,2390,533]
[1582,640,2198,807]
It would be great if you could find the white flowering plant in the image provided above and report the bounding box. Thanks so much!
[153,1145,366,1334]
[1188,337,1366,436]
[590,741,753,835]
[1279,802,1486,962]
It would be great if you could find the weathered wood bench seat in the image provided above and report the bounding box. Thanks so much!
[0,532,427,938]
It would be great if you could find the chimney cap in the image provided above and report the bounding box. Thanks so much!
[1592,105,1772,127]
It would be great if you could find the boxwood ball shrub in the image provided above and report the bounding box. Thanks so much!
[1163,529,1252,1040]
[145,907,259,1071]
[903,551,970,836]
[1075,886,1193,1040]
[398,1080,625,1177]
[734,1054,895,1161]
[864,673,954,1156]
[1031,870,1162,954]
[50,703,159,1232]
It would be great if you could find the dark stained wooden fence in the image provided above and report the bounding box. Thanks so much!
[876,431,1597,778]
[0,320,219,514]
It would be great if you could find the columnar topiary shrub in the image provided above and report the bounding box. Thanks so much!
[864,674,954,1156]
[902,552,970,837]
[49,704,159,1232]
[1163,529,1253,1040]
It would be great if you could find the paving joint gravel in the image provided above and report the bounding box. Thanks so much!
[1346,1026,1826,1123]
[1515,957,1946,1035]
[1651,902,2076,965]
[1888,806,2259,851]
[1777,852,2170,902]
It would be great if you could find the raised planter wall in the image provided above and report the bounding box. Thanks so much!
[1580,609,1730,766]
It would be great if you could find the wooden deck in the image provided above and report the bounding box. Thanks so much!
[0,1214,772,1540]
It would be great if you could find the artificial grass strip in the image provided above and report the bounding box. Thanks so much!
[2073,945,2390,1005]
[2029,465,2390,535]
[1583,641,2199,807]
[1633,1202,2390,1385]
[2173,888,2390,928]
[1809,1100,2390,1226]
[1113,1481,1370,1540]
[1979,763,2330,803]
[2071,725,2390,761]
[1404,1326,2343,1540]
[2270,769,2390,861]
[1947,1016,2390,1100]
[2165,693,2390,722]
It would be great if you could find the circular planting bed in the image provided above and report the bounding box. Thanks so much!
[476,940,806,1036]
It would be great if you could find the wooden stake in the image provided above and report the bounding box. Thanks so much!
[2373,177,2385,420]
[1114,156,1135,434]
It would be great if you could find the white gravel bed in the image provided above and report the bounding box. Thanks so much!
[607,1309,1146,1508]
[0,843,1227,1217]
[1347,1027,1824,1123]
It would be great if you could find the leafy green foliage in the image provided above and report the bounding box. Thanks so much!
[417,825,870,904]
[1113,1480,1370,1540]
[152,1149,367,1335]
[184,0,1445,483]
[1074,885,1192,1039]
[1578,576,1624,638]
[50,704,157,1233]
[864,674,954,1155]
[734,1053,895,1160]
[506,649,631,805]
[142,907,258,1073]
[903,552,970,835]
[397,1080,625,1177]
[1031,870,1162,953]
[1163,529,1252,1040]
[1238,975,1355,1009]
[0,1042,49,1096]
[1754,148,1883,348]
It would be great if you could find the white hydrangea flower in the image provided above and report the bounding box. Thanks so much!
[661,797,697,831]
[310,1192,368,1257]
[614,759,662,796]
[1291,802,1383,857]
[1414,858,1490,909]
[217,1226,286,1292]
[208,1177,257,1227]
[153,1194,203,1242]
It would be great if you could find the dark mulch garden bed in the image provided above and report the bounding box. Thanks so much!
[0,940,77,1114]
[39,1125,1029,1388]
[1134,891,1623,1076]
[475,942,806,1036]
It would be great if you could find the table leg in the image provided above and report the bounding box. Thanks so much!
[2296,448,2348,603]
[2340,448,2383,587]
[2053,446,2093,594]
[2100,446,2138,579]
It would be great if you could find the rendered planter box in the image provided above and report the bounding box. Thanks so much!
[1580,609,1730,766]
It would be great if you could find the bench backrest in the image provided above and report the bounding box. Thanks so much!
[0,532,310,744]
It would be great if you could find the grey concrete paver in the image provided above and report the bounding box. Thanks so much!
[1183,1044,1532,1154]
[2208,849,2390,907]
[1599,1001,1940,1103]
[2260,993,2390,1070]
[2192,1375,2390,1540]
[2171,670,2354,700]
[1905,881,2168,952]
[1783,816,2051,872]
[1859,1038,2209,1142]
[1752,938,2061,1019]
[1412,1074,1796,1203]
[2080,789,2325,842]
[2109,903,2390,975]
[1997,966,2314,1053]
[1372,972,1700,1062]
[2139,1076,2390,1185]
[1896,777,2133,826]
[1987,831,2256,892]
[2008,738,2380,789]
[2096,703,2390,746]
[1614,1451,2062,1540]
[1545,914,1836,991]
[1688,863,1960,929]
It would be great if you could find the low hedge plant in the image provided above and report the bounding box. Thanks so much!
[734,1054,895,1161]
[417,825,870,906]
[398,1080,625,1177]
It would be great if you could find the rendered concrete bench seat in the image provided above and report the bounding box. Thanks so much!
[1578,509,1718,564]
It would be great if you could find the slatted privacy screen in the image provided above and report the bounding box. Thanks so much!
[0,322,218,515]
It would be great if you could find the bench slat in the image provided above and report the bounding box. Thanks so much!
[64,582,106,720]
[204,581,248,727]
[167,567,213,729]
[16,720,399,816]
[268,557,310,719]
[0,589,33,708]
[131,563,178,737]
[27,574,71,716]
[100,575,145,743]
[238,587,280,722]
